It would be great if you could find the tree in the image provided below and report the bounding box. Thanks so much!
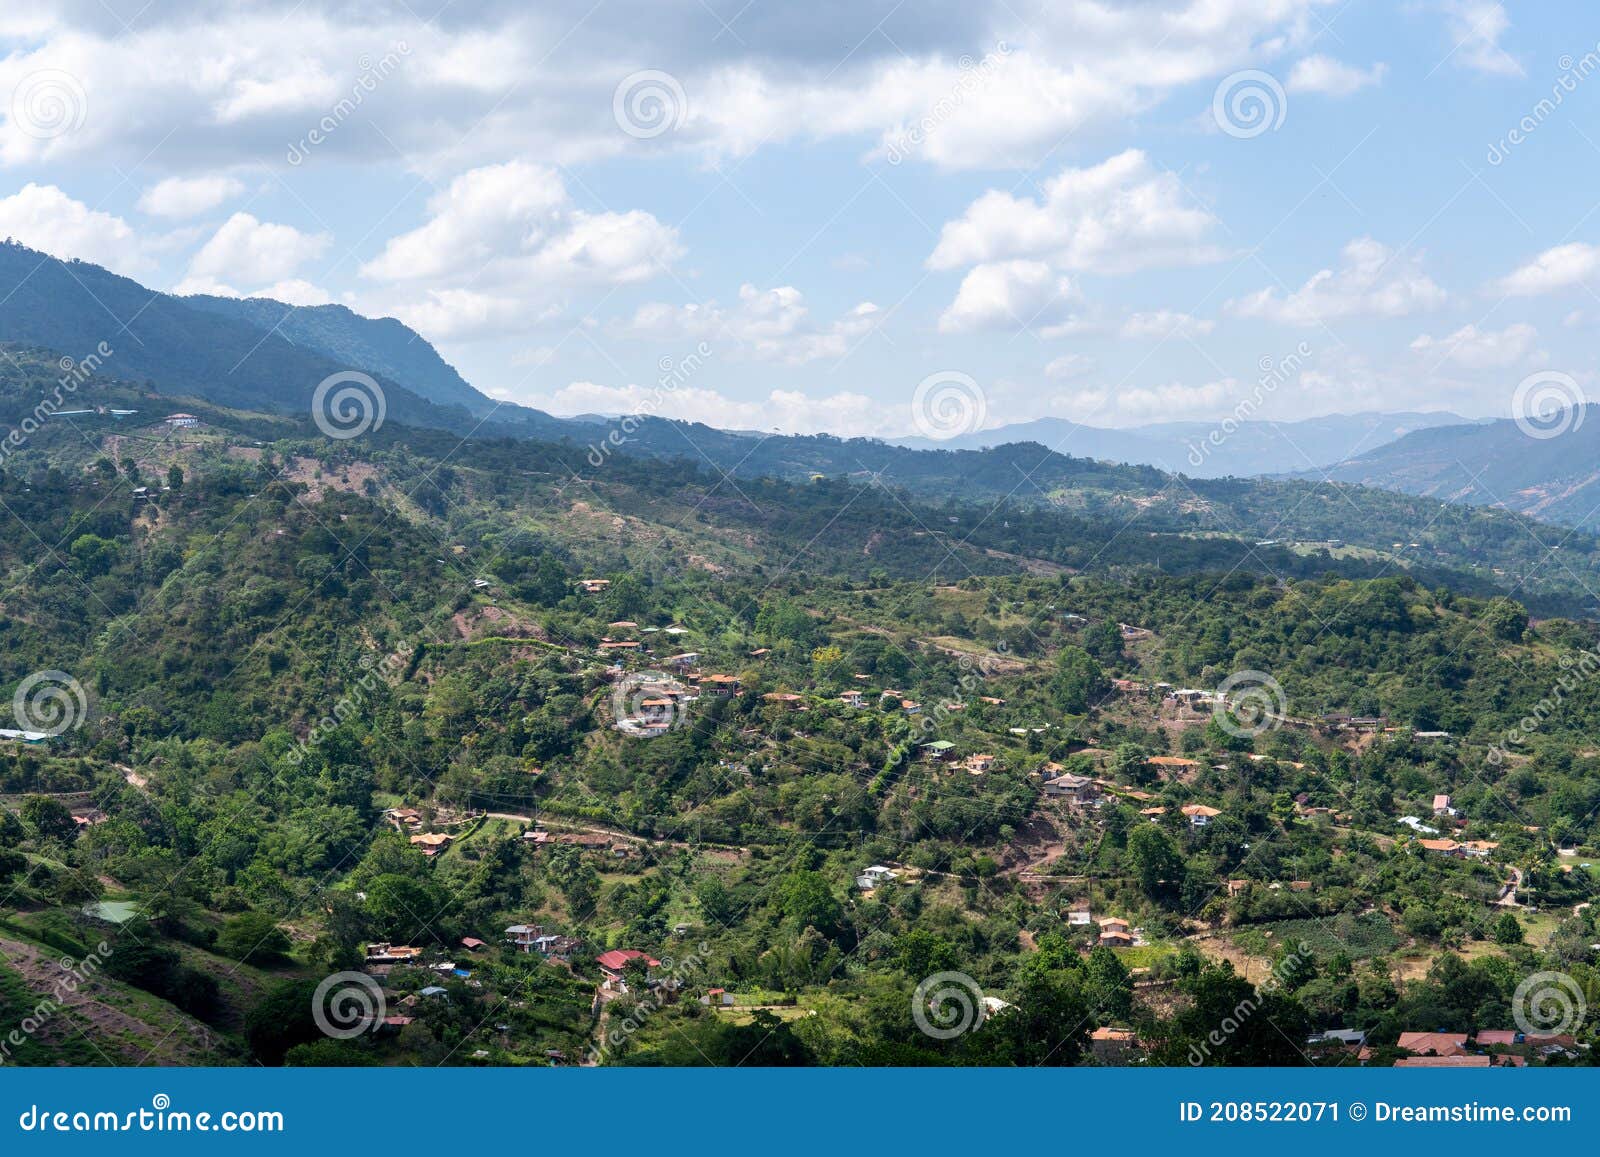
[217,911,293,966]
[21,796,77,842]
[1492,911,1523,945]
[776,870,843,938]
[166,464,184,490]
[1127,823,1185,904]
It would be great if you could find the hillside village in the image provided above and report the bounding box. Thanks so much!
[0,359,1595,1066]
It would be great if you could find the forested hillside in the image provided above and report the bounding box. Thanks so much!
[0,339,1595,1068]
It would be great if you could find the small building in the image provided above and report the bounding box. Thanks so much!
[409,832,453,855]
[920,740,956,761]
[1181,804,1222,827]
[1090,1026,1140,1065]
[838,690,866,708]
[164,412,199,428]
[577,578,611,594]
[966,753,997,774]
[856,864,900,890]
[596,949,660,993]
[1042,773,1098,804]
[762,692,805,708]
[700,674,742,696]
[1433,794,1455,817]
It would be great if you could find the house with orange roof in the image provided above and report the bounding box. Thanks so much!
[1181,804,1222,827]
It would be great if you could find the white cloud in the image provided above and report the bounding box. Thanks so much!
[1227,237,1447,325]
[360,160,680,343]
[1118,310,1215,339]
[1287,55,1386,96]
[1053,378,1236,423]
[1441,1,1522,77]
[181,211,329,289]
[1044,353,1095,380]
[1409,322,1537,369]
[535,380,898,437]
[0,3,1336,174]
[0,183,151,273]
[938,260,1077,333]
[929,150,1224,275]
[1496,242,1600,297]
[623,285,880,364]
[137,175,246,219]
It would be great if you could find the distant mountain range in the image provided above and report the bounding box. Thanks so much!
[891,412,1479,478]
[4,239,1598,540]
[1291,409,1600,529]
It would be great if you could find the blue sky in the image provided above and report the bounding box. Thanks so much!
[1,1,1599,437]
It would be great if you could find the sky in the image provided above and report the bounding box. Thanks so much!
[1,1,1599,439]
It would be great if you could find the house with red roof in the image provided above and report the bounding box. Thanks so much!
[596,949,662,993]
